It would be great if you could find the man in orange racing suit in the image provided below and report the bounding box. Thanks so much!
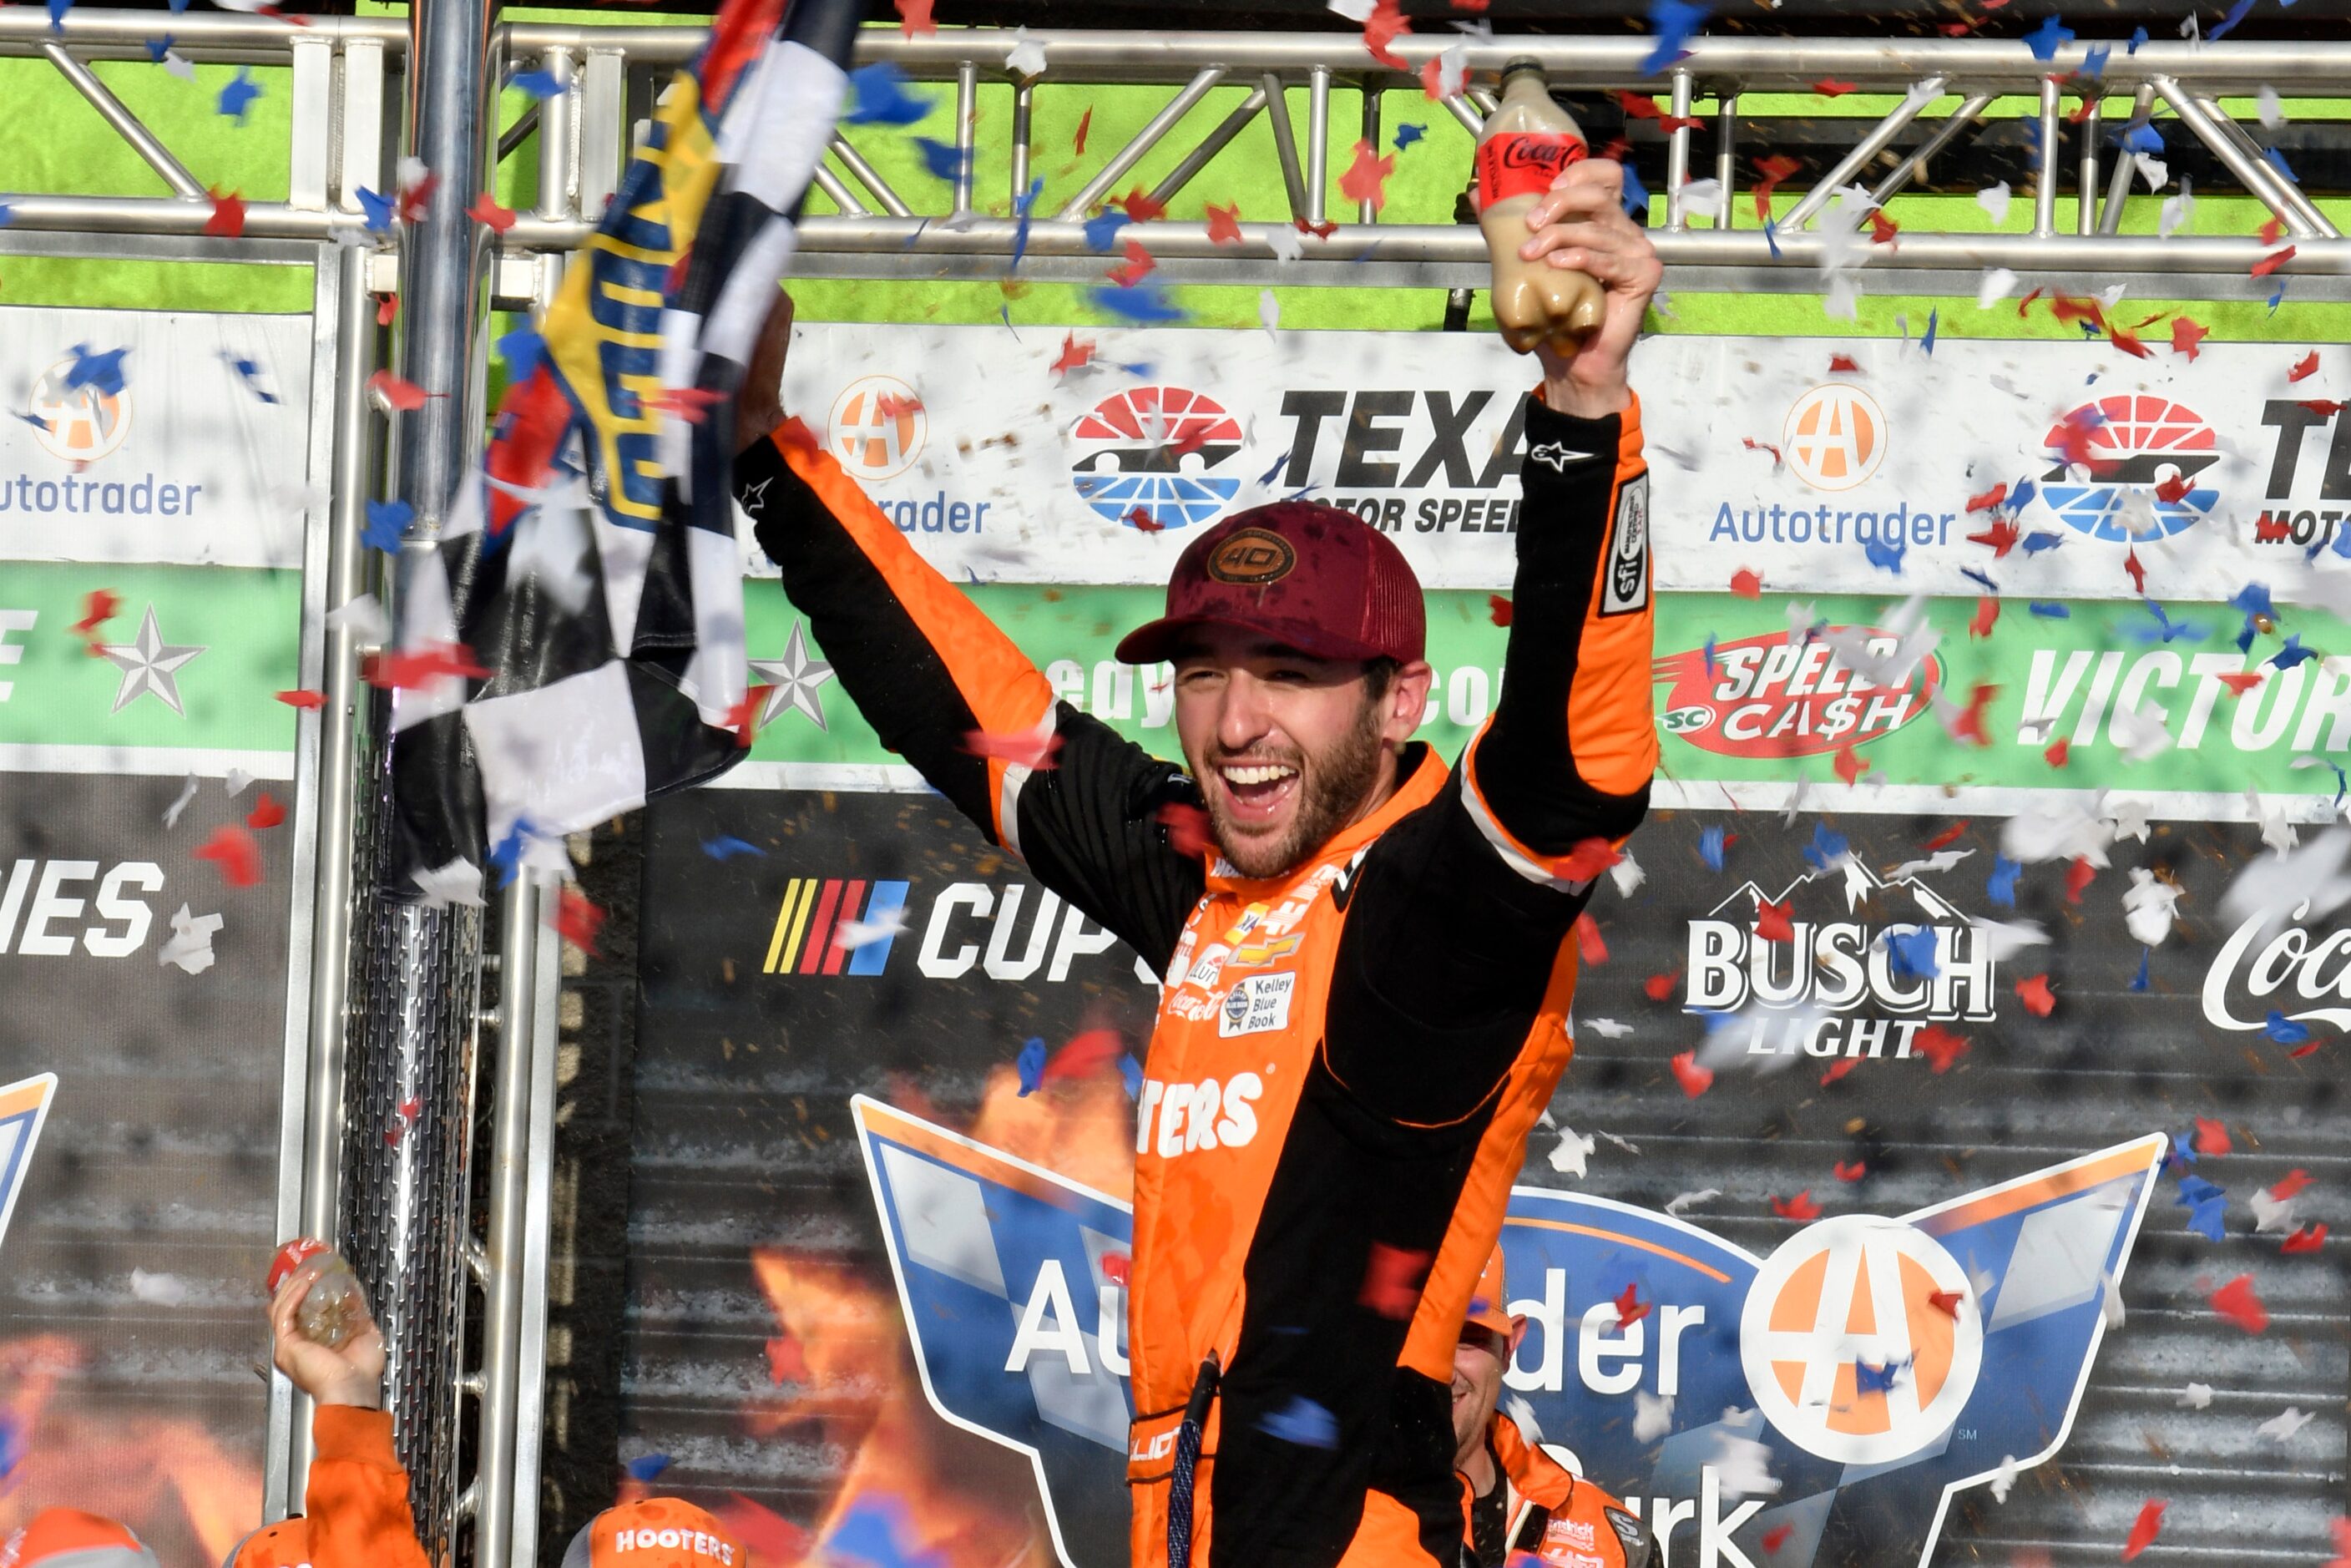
[731,156,1659,1568]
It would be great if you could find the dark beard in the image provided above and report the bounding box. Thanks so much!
[1201,696,1389,880]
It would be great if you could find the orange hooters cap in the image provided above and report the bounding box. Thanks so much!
[1113,502,1427,667]
[1465,1244,1513,1338]
[561,1500,745,1568]
[6,1509,160,1568]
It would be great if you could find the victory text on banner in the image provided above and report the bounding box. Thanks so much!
[0,309,316,569]
[770,322,2351,602]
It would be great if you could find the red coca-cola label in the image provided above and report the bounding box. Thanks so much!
[267,1237,331,1293]
[1475,132,1588,206]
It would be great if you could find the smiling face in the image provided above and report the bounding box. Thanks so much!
[1452,1318,1528,1470]
[1170,625,1432,881]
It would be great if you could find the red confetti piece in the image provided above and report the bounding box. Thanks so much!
[1557,838,1623,881]
[892,0,934,36]
[362,642,491,689]
[2045,736,2070,768]
[468,193,518,232]
[1832,738,1868,786]
[396,167,438,225]
[2124,548,2146,595]
[1050,333,1096,377]
[1295,216,1338,240]
[723,685,767,749]
[2273,1171,2313,1201]
[1928,1289,1963,1318]
[1573,913,1608,965]
[1361,0,1411,68]
[2252,245,2297,278]
[1073,105,1093,156]
[2300,399,2348,417]
[2065,856,2096,905]
[1916,1024,1969,1074]
[1742,435,1783,466]
[2016,974,2056,1016]
[1125,506,1165,534]
[384,1126,402,1148]
[2257,215,2288,247]
[1670,1050,1713,1097]
[204,189,246,238]
[2121,1500,2166,1559]
[377,293,399,327]
[1969,517,2021,558]
[963,727,1063,770]
[1107,237,1156,289]
[1612,1282,1650,1328]
[276,688,326,711]
[1925,821,1970,852]
[2055,404,2105,466]
[194,824,262,888]
[1948,683,1996,747]
[1044,1028,1125,1084]
[1771,1190,1821,1222]
[1813,78,1858,97]
[1488,594,1514,626]
[2171,316,2208,359]
[72,589,119,636]
[2217,670,2266,696]
[245,791,286,831]
[1969,596,2000,640]
[554,885,605,956]
[2191,1115,2231,1156]
[1762,1525,1792,1554]
[2283,1222,2327,1253]
[1337,140,1396,213]
[2212,1274,2269,1330]
[1118,185,1166,223]
[1820,1058,1859,1085]
[1358,1242,1429,1318]
[367,371,429,412]
[2050,294,2106,332]
[1643,969,1681,1002]
[1156,801,1212,857]
[1205,202,1243,245]
[1101,1252,1129,1285]
[712,1495,807,1568]
[1751,153,1800,221]
[643,386,729,423]
[1833,1160,1866,1182]
[764,1333,807,1384]
[1729,568,1762,598]
[1966,483,2008,514]
[2289,350,2322,382]
[397,1096,421,1121]
[1754,896,1794,943]
[2015,286,2045,319]
[1867,209,1898,246]
[2110,326,2150,359]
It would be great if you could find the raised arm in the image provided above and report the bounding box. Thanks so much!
[731,296,1205,964]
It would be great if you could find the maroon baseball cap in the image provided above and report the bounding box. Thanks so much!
[1115,502,1426,666]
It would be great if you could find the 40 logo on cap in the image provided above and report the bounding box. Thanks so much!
[1069,386,1242,531]
[1739,1216,1981,1466]
[1781,384,1886,491]
[2039,394,2217,542]
[27,356,131,463]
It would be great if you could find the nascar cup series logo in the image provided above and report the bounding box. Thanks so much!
[26,357,131,463]
[2039,394,2217,542]
[1069,386,1242,531]
[1782,384,1886,492]
[828,375,928,480]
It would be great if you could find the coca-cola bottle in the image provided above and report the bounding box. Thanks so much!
[1476,58,1605,352]
[267,1237,370,1350]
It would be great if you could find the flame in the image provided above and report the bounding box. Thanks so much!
[968,1061,1137,1205]
[0,1333,262,1565]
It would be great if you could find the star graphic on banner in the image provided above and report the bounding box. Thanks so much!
[749,619,835,730]
[99,604,206,715]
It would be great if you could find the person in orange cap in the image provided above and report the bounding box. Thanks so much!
[220,1249,430,1568]
[1455,1247,1653,1568]
[558,1498,746,1568]
[4,1508,161,1568]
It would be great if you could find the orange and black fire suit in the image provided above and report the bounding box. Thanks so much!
[734,386,1655,1568]
[1464,1411,1651,1567]
[225,1407,432,1568]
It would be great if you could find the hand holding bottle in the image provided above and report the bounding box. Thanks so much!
[268,1239,387,1409]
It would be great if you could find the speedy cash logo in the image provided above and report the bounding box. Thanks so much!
[1652,628,1939,758]
[25,355,131,463]
[1069,386,1241,531]
[2038,393,2217,543]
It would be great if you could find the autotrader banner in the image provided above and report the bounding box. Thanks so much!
[768,321,2348,602]
[624,788,2347,1567]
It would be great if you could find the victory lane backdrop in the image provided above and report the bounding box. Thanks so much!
[624,787,2346,1565]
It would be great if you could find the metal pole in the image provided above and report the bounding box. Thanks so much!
[1054,64,1225,220]
[1146,84,1267,212]
[1867,92,1991,208]
[1009,79,1032,206]
[1356,78,1380,225]
[39,39,205,197]
[1664,68,1692,233]
[1304,64,1329,227]
[343,0,493,1555]
[2077,96,2099,236]
[1262,73,1307,220]
[1712,95,1737,229]
[2099,83,2153,238]
[828,134,914,216]
[2181,88,2336,237]
[1782,76,1947,230]
[951,58,976,217]
[2032,74,2060,237]
[473,879,539,1568]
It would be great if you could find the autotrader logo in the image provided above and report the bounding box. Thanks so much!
[1069,386,1241,530]
[25,357,131,463]
[1782,384,1885,491]
[827,375,927,480]
[2040,393,2217,542]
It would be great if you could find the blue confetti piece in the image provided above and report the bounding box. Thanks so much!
[1257,451,1289,487]
[1920,308,1939,357]
[700,835,764,861]
[494,326,544,379]
[1699,825,1728,874]
[356,185,395,232]
[1961,566,2000,593]
[2010,477,2037,510]
[1082,209,1130,252]
[1864,529,1907,574]
[1620,162,1650,216]
[168,0,189,13]
[2080,43,2111,78]
[228,354,277,403]
[2127,25,2149,51]
[2209,0,2258,38]
[362,498,412,554]
[1802,822,1849,871]
[913,137,971,185]
[1258,1394,1340,1449]
[63,343,129,397]
[844,63,932,126]
[1987,855,2020,908]
[1393,122,1426,151]
[1090,283,1186,324]
[2234,582,2276,620]
[828,1496,946,1568]
[218,66,262,124]
[2268,283,2288,314]
[1701,632,1717,680]
[2177,1174,2223,1206]
[2271,634,2316,670]
[46,0,68,28]
[2185,1192,2228,1241]
[623,1454,671,1482]
[1854,1358,1908,1396]
[2264,1009,2311,1044]
[2263,145,2298,184]
[1762,218,1781,259]
[2023,14,2075,61]
[999,303,1018,340]
[1115,361,1155,377]
[2163,1125,2198,1174]
[2028,601,2070,619]
[1885,926,1940,982]
[0,205,12,229]
[1010,174,1046,271]
[488,820,532,888]
[1641,0,1711,76]
[508,68,562,99]
[144,33,173,61]
[1120,1053,1143,1099]
[2119,121,2163,157]
[1015,1037,1047,1095]
[2020,531,2065,555]
[2131,948,2150,992]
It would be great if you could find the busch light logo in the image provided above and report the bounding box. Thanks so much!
[2039,394,2217,543]
[1068,387,1242,532]
[853,1097,2162,1568]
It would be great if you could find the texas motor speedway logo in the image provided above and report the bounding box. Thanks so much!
[853,1098,2163,1568]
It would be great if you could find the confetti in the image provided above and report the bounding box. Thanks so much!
[2015,974,2056,1016]
[700,835,764,861]
[1090,283,1185,324]
[1258,1394,1340,1449]
[1833,1160,1866,1182]
[1641,0,1711,76]
[2121,1500,2165,1560]
[1337,140,1395,212]
[1358,1242,1429,1318]
[2283,1222,2327,1253]
[194,824,262,888]
[217,67,262,124]
[845,63,931,126]
[204,190,246,238]
[1729,568,1762,598]
[1771,1191,1820,1221]
[2210,1275,2268,1333]
[1049,333,1096,377]
[1205,202,1243,245]
[1670,1050,1714,1097]
[157,903,224,974]
[368,371,429,412]
[245,791,286,831]
[276,689,326,711]
[893,0,934,35]
[2290,350,2322,382]
[64,342,130,397]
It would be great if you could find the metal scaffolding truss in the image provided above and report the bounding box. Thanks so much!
[3,16,2348,300]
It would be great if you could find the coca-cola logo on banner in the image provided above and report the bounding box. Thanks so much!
[1652,627,1939,757]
